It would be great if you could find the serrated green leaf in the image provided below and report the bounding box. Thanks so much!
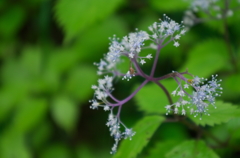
[51,96,79,132]
[166,140,219,158]
[54,0,123,40]
[148,140,181,158]
[149,0,189,12]
[134,80,177,114]
[179,39,228,77]
[64,65,97,102]
[12,98,48,133]
[189,101,240,126]
[114,116,165,158]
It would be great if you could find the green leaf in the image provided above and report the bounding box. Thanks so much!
[64,65,97,102]
[0,5,26,38]
[20,47,42,76]
[148,140,181,158]
[166,140,219,158]
[114,116,165,158]
[0,89,16,122]
[12,98,48,133]
[47,48,80,74]
[0,131,31,158]
[179,39,228,77]
[149,0,189,12]
[54,0,123,40]
[40,143,72,158]
[221,74,240,100]
[31,121,53,150]
[158,123,189,141]
[189,101,240,126]
[51,96,79,132]
[134,80,177,114]
[72,16,127,62]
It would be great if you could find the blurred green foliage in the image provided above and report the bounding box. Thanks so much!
[0,0,240,158]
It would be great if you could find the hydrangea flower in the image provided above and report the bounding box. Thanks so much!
[90,14,222,154]
[165,74,223,119]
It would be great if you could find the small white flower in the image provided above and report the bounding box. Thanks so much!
[174,107,178,114]
[152,33,158,39]
[175,102,181,107]
[171,90,177,96]
[184,84,189,89]
[182,109,186,115]
[104,106,110,111]
[165,105,172,110]
[177,90,185,96]
[91,85,98,89]
[175,34,181,40]
[180,29,186,35]
[129,52,134,58]
[174,41,180,47]
[140,59,146,65]
[146,54,153,59]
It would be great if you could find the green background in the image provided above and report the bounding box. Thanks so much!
[0,0,240,158]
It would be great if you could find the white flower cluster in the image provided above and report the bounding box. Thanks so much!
[190,0,219,11]
[108,31,149,61]
[90,15,186,154]
[148,14,186,47]
[166,75,222,119]
[106,113,136,154]
[183,0,234,27]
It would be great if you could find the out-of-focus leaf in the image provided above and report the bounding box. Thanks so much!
[0,5,26,38]
[0,89,16,122]
[54,0,123,40]
[221,74,240,100]
[64,65,97,102]
[159,123,189,141]
[149,0,189,12]
[148,140,181,158]
[189,101,240,126]
[179,39,228,77]
[205,124,229,147]
[165,140,219,158]
[73,15,127,62]
[0,131,31,158]
[12,98,48,133]
[31,121,53,150]
[114,116,165,158]
[40,143,72,158]
[76,145,111,158]
[134,80,177,114]
[20,47,42,76]
[226,117,240,146]
[51,96,78,132]
[47,48,79,74]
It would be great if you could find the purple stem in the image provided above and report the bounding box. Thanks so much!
[132,58,149,78]
[150,41,162,77]
[106,90,120,102]
[109,79,149,107]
